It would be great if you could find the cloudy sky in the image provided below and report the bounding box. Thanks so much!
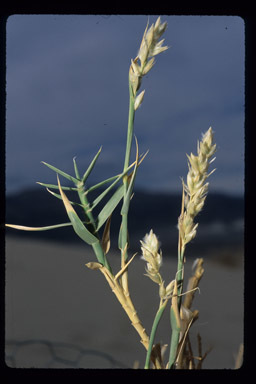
[6,14,244,196]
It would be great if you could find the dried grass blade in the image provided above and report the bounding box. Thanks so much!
[5,222,73,231]
[101,215,112,255]
[114,252,137,281]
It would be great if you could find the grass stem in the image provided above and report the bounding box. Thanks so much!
[77,184,112,272]
[119,81,136,289]
[167,247,185,369]
[144,300,168,369]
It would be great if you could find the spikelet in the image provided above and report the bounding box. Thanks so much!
[179,127,216,249]
[134,90,145,110]
[129,17,169,97]
[140,229,163,285]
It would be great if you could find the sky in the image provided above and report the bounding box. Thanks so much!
[5,14,245,196]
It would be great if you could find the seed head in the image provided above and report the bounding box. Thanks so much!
[129,17,169,98]
[179,127,216,248]
[134,90,145,110]
[141,229,163,285]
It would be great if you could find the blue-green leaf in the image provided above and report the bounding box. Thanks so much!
[82,147,102,184]
[73,157,81,180]
[46,188,83,207]
[86,175,120,194]
[37,182,78,191]
[96,184,124,231]
[42,161,79,185]
[57,177,98,245]
[90,162,136,211]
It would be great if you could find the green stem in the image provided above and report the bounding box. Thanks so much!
[119,81,136,258]
[167,247,185,369]
[77,184,112,273]
[168,317,180,369]
[123,82,136,176]
[144,300,168,369]
[92,241,111,272]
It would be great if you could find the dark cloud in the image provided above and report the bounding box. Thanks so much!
[6,15,244,195]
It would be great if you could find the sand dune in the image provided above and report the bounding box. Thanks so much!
[5,235,243,369]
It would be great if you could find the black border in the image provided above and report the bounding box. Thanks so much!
[1,1,254,379]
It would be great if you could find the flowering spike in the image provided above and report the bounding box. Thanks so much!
[140,229,163,285]
[130,17,169,96]
[179,128,216,249]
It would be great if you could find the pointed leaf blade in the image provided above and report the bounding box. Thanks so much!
[5,222,74,231]
[37,182,78,191]
[91,161,136,211]
[86,159,139,196]
[57,177,98,245]
[82,147,102,184]
[46,188,83,207]
[73,157,81,180]
[42,161,79,185]
[96,184,124,231]
[86,175,120,194]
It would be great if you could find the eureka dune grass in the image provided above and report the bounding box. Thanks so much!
[6,17,217,369]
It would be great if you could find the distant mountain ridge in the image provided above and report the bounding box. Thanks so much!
[5,187,244,254]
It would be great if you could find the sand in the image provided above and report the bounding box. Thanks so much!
[5,235,244,369]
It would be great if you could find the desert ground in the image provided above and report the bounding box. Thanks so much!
[5,235,243,369]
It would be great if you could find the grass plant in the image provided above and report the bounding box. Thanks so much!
[6,17,217,369]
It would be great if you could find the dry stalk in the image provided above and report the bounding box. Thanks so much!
[175,258,205,368]
[86,261,150,350]
[234,343,244,369]
[183,258,204,309]
[195,333,212,369]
